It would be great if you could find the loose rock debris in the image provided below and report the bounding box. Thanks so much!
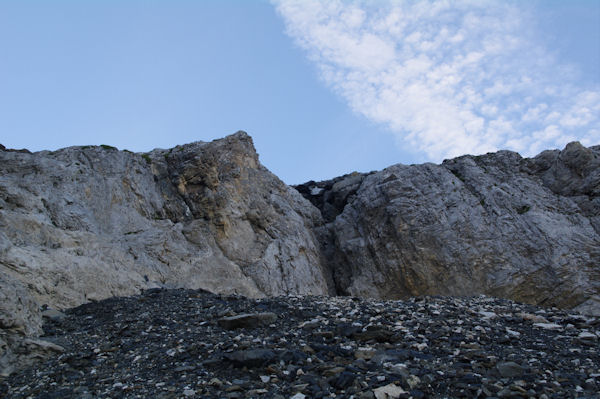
[1,288,598,398]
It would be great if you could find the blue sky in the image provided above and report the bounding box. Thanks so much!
[1,1,598,184]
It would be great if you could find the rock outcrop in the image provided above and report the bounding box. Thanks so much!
[296,142,600,316]
[1,132,599,377]
[0,132,331,375]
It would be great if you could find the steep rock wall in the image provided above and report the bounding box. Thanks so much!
[297,142,600,316]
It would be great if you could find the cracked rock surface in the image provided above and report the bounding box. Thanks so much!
[0,132,331,375]
[296,142,600,315]
[2,289,598,398]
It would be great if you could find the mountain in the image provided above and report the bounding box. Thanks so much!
[295,141,599,314]
[0,132,598,375]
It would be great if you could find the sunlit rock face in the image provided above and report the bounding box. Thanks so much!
[297,142,600,316]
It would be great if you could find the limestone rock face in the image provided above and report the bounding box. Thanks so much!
[297,142,600,316]
[0,131,331,374]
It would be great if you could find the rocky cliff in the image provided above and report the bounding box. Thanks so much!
[0,132,332,375]
[296,141,600,316]
[0,132,598,376]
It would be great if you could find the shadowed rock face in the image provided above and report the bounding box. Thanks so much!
[297,142,600,316]
[0,131,332,375]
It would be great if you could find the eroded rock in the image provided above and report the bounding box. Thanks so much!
[0,132,332,374]
[298,142,600,315]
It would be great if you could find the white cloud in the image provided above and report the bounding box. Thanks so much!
[272,0,600,160]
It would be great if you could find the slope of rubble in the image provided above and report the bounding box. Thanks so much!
[2,289,598,398]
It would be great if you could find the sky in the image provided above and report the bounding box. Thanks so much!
[0,1,598,184]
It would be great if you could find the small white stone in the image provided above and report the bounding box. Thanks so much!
[260,375,270,383]
[578,331,598,341]
[373,383,406,399]
[406,375,421,389]
[290,393,306,399]
[183,389,195,397]
[518,313,549,323]
[506,328,521,338]
[479,311,497,319]
[310,187,324,195]
[414,342,427,351]
[166,348,177,356]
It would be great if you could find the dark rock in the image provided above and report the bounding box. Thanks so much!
[331,371,357,389]
[496,361,525,378]
[279,350,309,364]
[217,312,277,329]
[409,389,426,399]
[223,349,277,368]
[352,326,396,343]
